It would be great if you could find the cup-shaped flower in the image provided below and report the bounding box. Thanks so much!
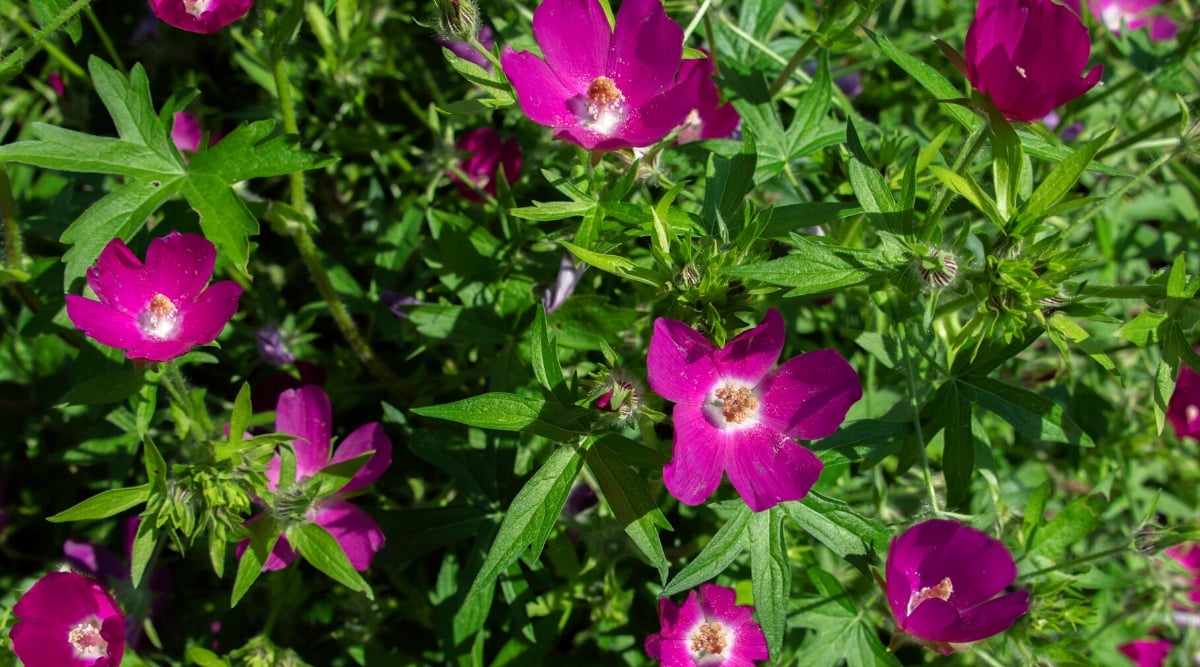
[452,128,521,200]
[242,385,392,571]
[886,519,1030,653]
[1088,0,1178,40]
[644,582,769,666]
[500,0,702,151]
[65,232,243,363]
[10,571,125,667]
[964,0,1103,122]
[646,308,861,512]
[1119,638,1173,667]
[1167,363,1200,440]
[676,52,740,144]
[148,0,253,34]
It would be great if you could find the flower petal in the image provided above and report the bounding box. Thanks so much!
[177,280,242,347]
[901,596,961,642]
[63,539,126,583]
[143,232,217,304]
[531,0,611,92]
[614,72,702,148]
[924,526,1018,608]
[501,47,579,128]
[607,0,683,105]
[276,386,334,481]
[712,308,784,385]
[14,572,106,626]
[943,590,1030,643]
[328,422,393,494]
[662,403,728,506]
[310,497,386,571]
[86,238,152,317]
[723,424,823,511]
[757,348,861,440]
[647,317,719,403]
[9,622,83,667]
[65,296,144,353]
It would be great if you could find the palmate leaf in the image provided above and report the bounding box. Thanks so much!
[0,56,331,286]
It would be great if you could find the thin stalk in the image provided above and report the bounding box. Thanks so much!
[0,166,22,271]
[682,0,714,43]
[1019,544,1129,580]
[0,0,93,77]
[922,124,988,241]
[84,7,125,73]
[270,55,410,401]
[899,324,940,515]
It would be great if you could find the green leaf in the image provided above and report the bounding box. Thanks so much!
[724,235,908,296]
[782,492,891,564]
[509,201,595,222]
[143,435,168,494]
[291,522,373,597]
[530,305,564,393]
[56,370,145,406]
[795,567,902,667]
[32,0,82,42]
[559,241,665,288]
[1025,494,1105,563]
[188,119,333,183]
[987,104,1024,221]
[957,376,1094,447]
[867,30,976,129]
[0,124,180,177]
[453,446,583,643]
[929,165,1005,228]
[749,508,790,659]
[227,383,253,453]
[1022,480,1052,548]
[1013,130,1113,235]
[305,451,372,498]
[411,392,584,441]
[585,440,671,582]
[763,202,863,240]
[846,120,899,215]
[701,140,757,237]
[47,483,151,522]
[231,517,282,607]
[1114,310,1167,348]
[130,511,158,588]
[90,58,180,162]
[661,504,752,597]
[936,382,975,510]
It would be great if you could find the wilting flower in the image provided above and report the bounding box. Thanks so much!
[438,24,495,72]
[886,519,1030,653]
[239,385,391,571]
[646,308,861,512]
[1119,638,1173,667]
[500,0,702,151]
[148,0,253,34]
[65,232,243,363]
[676,52,740,144]
[644,582,769,666]
[1167,363,1200,440]
[451,128,521,200]
[964,0,1103,122]
[10,571,126,667]
[1083,0,1178,40]
[542,254,585,314]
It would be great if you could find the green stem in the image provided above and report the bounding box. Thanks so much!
[0,0,93,77]
[164,360,213,440]
[0,166,21,272]
[922,123,988,241]
[899,323,940,515]
[84,7,125,74]
[269,55,410,401]
[681,0,714,43]
[766,2,871,98]
[1019,544,1129,580]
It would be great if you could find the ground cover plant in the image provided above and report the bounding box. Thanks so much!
[0,0,1199,664]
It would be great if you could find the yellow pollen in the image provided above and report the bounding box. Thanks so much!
[1015,65,1027,79]
[149,293,176,317]
[68,619,108,659]
[587,77,623,107]
[909,577,954,614]
[689,621,728,657]
[714,384,759,424]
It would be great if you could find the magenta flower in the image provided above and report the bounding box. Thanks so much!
[964,0,1103,122]
[148,0,253,34]
[646,308,861,512]
[644,582,769,666]
[676,52,741,145]
[500,0,702,151]
[451,127,521,200]
[1167,362,1200,440]
[172,112,203,153]
[65,232,242,363]
[1167,543,1200,607]
[1089,0,1178,40]
[10,571,125,667]
[886,519,1030,653]
[240,385,391,571]
[1119,638,1173,667]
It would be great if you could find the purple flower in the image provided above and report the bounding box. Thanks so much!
[65,232,243,363]
[255,324,295,367]
[1119,638,1173,667]
[1089,0,1178,40]
[10,571,125,667]
[886,519,1030,653]
[1167,363,1200,440]
[49,73,66,97]
[676,52,741,144]
[452,127,521,200]
[171,112,203,153]
[542,253,585,314]
[644,582,769,666]
[802,60,864,99]
[380,290,422,319]
[438,24,495,72]
[239,385,391,571]
[646,308,861,512]
[500,0,702,151]
[148,0,253,34]
[964,0,1103,122]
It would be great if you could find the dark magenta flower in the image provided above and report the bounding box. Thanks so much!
[676,53,740,144]
[1119,638,1173,667]
[1167,363,1200,440]
[644,582,769,666]
[500,0,702,151]
[964,0,1103,122]
[646,308,861,512]
[148,0,253,34]
[239,385,391,571]
[438,24,496,72]
[65,232,243,363]
[171,112,203,153]
[886,519,1030,653]
[451,127,521,200]
[10,571,125,667]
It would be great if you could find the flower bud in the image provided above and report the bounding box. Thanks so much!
[434,0,479,42]
[918,248,958,289]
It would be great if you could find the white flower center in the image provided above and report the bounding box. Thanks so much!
[907,576,954,616]
[183,0,214,17]
[578,76,627,136]
[138,293,180,340]
[703,382,760,429]
[68,616,109,660]
[1101,5,1125,32]
[688,621,730,664]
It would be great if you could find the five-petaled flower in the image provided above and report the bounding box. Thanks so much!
[1064,0,1178,41]
[10,571,126,667]
[964,0,1103,122]
[148,0,253,34]
[886,519,1030,654]
[65,232,243,363]
[675,51,740,144]
[451,127,521,200]
[1167,362,1200,440]
[644,582,769,666]
[500,0,702,151]
[239,385,392,571]
[646,308,861,512]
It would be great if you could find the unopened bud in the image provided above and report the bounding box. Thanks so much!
[434,0,479,42]
[918,248,958,289]
[591,367,645,428]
